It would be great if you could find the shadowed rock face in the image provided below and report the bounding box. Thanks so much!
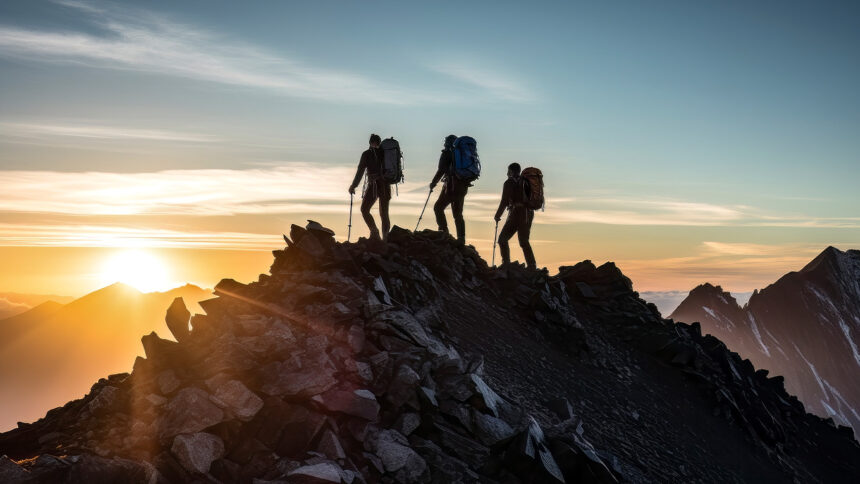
[0,223,858,483]
[672,247,860,438]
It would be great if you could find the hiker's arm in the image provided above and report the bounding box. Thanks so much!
[349,153,367,192]
[494,180,511,221]
[430,153,446,188]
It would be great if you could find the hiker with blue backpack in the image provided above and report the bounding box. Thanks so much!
[429,135,480,244]
[349,134,404,241]
[494,162,544,270]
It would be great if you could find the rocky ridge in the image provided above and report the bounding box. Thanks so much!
[672,247,860,438]
[0,223,858,483]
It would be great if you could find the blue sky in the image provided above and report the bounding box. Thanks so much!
[0,0,858,294]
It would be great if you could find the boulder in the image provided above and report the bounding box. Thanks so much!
[367,430,427,483]
[211,380,264,421]
[261,360,337,398]
[312,388,380,420]
[171,432,225,474]
[473,411,515,446]
[157,387,225,441]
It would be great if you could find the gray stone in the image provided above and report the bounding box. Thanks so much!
[171,432,225,474]
[211,380,264,421]
[312,388,380,420]
[396,412,421,436]
[158,387,225,440]
[287,462,342,483]
[470,374,502,417]
[370,430,427,483]
[157,370,181,395]
[473,411,515,446]
[261,360,337,398]
[372,277,392,305]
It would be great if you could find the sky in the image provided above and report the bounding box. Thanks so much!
[0,0,858,297]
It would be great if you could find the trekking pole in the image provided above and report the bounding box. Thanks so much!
[414,187,434,232]
[492,220,499,267]
[347,193,354,242]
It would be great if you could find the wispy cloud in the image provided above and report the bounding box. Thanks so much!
[0,122,217,143]
[0,222,278,250]
[430,63,536,102]
[0,1,450,105]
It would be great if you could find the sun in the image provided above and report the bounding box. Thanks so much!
[99,249,173,293]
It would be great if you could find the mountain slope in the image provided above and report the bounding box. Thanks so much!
[0,283,212,432]
[0,224,857,483]
[0,292,74,320]
[672,247,860,438]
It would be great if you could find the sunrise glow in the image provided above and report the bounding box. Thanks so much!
[98,249,172,293]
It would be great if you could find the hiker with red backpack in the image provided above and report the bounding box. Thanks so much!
[494,162,543,270]
[430,135,480,244]
[349,134,404,241]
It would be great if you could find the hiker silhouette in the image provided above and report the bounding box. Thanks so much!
[431,134,470,243]
[349,134,390,241]
[494,162,536,269]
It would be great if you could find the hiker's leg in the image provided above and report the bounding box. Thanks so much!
[452,185,467,243]
[361,188,380,238]
[379,183,392,241]
[497,212,517,265]
[518,209,536,269]
[433,186,451,234]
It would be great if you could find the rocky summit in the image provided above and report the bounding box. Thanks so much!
[0,222,858,483]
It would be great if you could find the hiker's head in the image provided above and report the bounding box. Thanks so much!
[444,134,457,151]
[507,162,521,177]
[369,134,381,148]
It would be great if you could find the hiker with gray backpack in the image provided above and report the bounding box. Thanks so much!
[493,162,544,270]
[348,133,404,241]
[428,135,480,244]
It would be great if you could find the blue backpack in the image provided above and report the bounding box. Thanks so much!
[452,136,480,182]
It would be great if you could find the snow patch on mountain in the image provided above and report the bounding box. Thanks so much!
[748,313,770,357]
[838,319,860,368]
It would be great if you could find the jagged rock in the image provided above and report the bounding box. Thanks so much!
[165,297,191,342]
[312,388,380,420]
[506,417,565,483]
[367,430,428,483]
[157,388,225,441]
[140,332,180,366]
[86,385,119,416]
[469,374,502,417]
[211,380,264,421]
[306,220,335,237]
[472,411,515,446]
[261,359,337,398]
[171,432,225,474]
